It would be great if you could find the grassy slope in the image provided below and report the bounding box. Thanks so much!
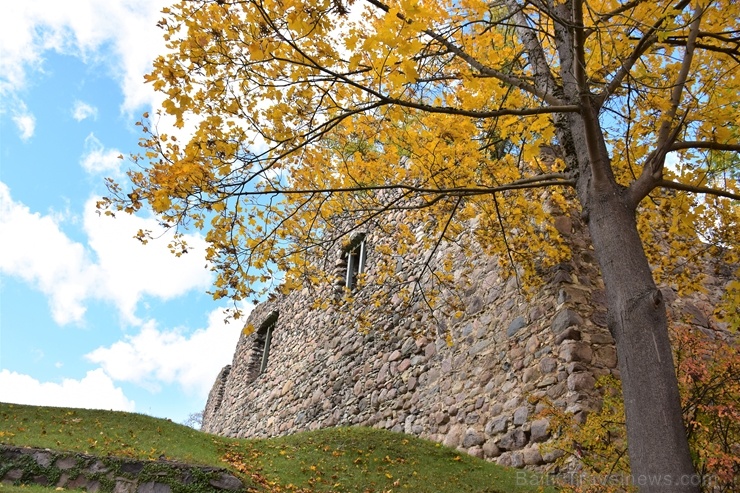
[0,403,555,492]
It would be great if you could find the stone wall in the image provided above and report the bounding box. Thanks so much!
[201,209,726,469]
[0,444,244,492]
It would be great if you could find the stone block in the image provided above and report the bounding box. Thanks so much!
[407,376,417,391]
[537,375,557,388]
[55,456,78,470]
[209,473,243,491]
[466,296,484,316]
[522,445,543,465]
[3,469,23,481]
[553,270,572,284]
[482,439,501,458]
[435,412,450,425]
[468,340,491,356]
[530,418,550,442]
[462,428,485,448]
[559,341,592,363]
[507,317,527,337]
[137,482,171,493]
[503,396,521,410]
[590,332,614,344]
[401,337,417,355]
[281,380,294,396]
[513,406,529,425]
[497,429,528,451]
[551,309,582,334]
[113,479,137,493]
[567,372,596,391]
[443,425,464,448]
[466,446,484,458]
[486,415,509,435]
[32,451,52,468]
[592,310,608,328]
[541,447,565,463]
[555,327,581,344]
[553,215,572,235]
[510,451,525,468]
[539,357,557,373]
[525,335,539,354]
[594,346,618,368]
[566,362,588,374]
[89,460,110,474]
[65,476,101,492]
[522,366,539,383]
[495,452,512,467]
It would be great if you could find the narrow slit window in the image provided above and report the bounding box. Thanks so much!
[259,320,274,374]
[345,238,367,290]
[249,311,278,380]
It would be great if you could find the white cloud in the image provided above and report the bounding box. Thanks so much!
[0,369,135,411]
[72,100,98,121]
[0,182,97,324]
[0,0,170,115]
[80,133,123,175]
[0,182,213,325]
[82,198,213,324]
[86,307,246,397]
[12,111,36,140]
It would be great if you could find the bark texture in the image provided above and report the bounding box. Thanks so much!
[586,186,699,492]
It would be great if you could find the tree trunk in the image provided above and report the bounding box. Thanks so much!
[586,187,699,492]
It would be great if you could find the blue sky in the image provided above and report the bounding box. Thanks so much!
[0,1,245,423]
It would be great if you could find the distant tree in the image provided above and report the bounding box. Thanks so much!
[183,411,203,430]
[101,1,740,491]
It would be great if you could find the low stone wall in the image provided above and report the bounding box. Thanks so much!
[0,445,244,493]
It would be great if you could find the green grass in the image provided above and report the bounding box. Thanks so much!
[0,402,556,492]
[0,484,72,493]
[0,403,224,464]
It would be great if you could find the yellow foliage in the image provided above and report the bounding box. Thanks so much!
[99,0,738,326]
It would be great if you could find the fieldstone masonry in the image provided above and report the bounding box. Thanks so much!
[202,209,729,470]
[0,445,244,492]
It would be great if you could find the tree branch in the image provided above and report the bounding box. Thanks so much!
[376,98,579,119]
[361,0,564,105]
[587,0,650,30]
[502,0,561,103]
[259,4,577,131]
[670,141,740,152]
[222,173,575,198]
[595,0,693,108]
[658,180,740,201]
[628,2,704,209]
[492,190,521,291]
[573,0,611,189]
[661,37,740,64]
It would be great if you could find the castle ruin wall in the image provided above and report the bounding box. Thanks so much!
[201,210,724,469]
